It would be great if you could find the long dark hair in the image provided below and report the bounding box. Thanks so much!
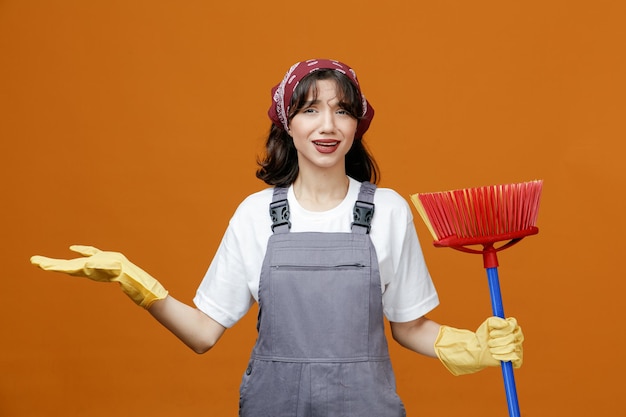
[256,69,379,187]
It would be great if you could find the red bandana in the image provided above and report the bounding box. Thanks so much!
[268,59,374,138]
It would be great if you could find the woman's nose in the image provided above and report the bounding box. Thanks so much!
[318,110,336,133]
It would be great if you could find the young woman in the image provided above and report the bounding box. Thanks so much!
[31,59,523,416]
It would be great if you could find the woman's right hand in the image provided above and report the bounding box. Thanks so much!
[31,245,168,309]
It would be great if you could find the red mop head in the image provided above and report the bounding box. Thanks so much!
[410,180,543,256]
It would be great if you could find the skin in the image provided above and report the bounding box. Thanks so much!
[150,79,442,358]
[288,80,357,211]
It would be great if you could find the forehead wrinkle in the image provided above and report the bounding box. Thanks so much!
[305,83,342,107]
[302,97,345,111]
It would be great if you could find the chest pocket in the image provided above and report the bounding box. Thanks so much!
[266,234,372,361]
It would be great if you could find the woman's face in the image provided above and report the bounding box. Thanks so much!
[288,79,358,175]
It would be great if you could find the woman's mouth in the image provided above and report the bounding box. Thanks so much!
[312,140,340,153]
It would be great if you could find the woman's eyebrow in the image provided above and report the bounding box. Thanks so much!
[303,97,343,107]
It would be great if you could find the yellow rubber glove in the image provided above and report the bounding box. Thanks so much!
[31,245,168,309]
[434,317,524,376]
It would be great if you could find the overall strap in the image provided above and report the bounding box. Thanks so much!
[352,181,376,234]
[270,187,291,234]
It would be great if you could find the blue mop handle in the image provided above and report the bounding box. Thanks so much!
[486,267,521,417]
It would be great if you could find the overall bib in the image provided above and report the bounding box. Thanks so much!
[239,182,406,417]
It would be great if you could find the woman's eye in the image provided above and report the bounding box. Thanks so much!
[337,109,354,117]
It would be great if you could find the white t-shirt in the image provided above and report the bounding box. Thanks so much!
[194,177,439,328]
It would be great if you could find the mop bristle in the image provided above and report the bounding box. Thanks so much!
[410,180,543,245]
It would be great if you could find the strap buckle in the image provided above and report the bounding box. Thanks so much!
[270,199,291,231]
[352,200,375,233]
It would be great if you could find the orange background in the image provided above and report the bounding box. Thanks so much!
[2,1,624,416]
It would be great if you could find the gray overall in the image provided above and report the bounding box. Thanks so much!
[239,182,406,417]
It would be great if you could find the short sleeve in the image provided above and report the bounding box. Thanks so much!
[193,189,273,328]
[193,224,255,328]
[372,189,439,322]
